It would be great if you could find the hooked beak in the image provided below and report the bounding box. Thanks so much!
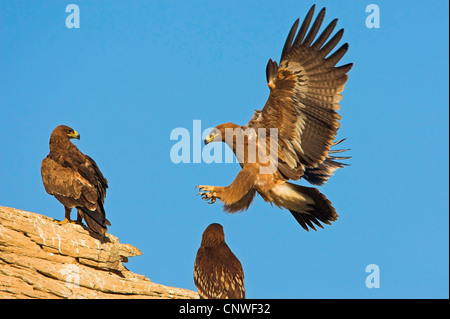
[204,134,215,145]
[68,131,80,140]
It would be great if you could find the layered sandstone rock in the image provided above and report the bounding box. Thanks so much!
[0,206,198,299]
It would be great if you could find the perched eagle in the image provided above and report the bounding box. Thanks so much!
[194,223,245,299]
[197,5,352,231]
[41,125,110,235]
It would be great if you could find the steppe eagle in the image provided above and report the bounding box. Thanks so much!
[197,5,352,231]
[41,125,110,235]
[194,223,245,299]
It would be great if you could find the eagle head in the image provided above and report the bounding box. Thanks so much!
[52,125,80,140]
[204,123,241,145]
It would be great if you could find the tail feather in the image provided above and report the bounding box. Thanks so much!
[276,182,338,231]
[77,202,109,235]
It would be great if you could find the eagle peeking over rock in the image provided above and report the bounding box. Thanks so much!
[41,125,110,235]
[194,223,245,299]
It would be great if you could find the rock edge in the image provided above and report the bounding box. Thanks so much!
[0,206,198,299]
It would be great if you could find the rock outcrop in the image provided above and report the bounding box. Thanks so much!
[0,206,198,299]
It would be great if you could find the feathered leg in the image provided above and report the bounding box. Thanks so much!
[197,167,255,207]
[57,206,76,225]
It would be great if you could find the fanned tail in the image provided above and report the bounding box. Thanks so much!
[273,182,338,231]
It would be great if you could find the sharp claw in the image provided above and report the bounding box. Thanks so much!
[196,186,217,204]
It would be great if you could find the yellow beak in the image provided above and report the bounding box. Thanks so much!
[204,134,215,145]
[68,131,80,140]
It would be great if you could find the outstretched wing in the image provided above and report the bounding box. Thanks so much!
[248,5,352,181]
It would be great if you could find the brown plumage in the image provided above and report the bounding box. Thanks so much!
[41,125,110,235]
[194,223,245,299]
[197,5,352,231]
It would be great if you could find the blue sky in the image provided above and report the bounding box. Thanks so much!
[0,1,448,298]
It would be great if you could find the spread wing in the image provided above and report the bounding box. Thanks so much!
[194,246,245,299]
[248,5,352,180]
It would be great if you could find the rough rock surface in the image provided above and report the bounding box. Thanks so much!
[0,206,198,299]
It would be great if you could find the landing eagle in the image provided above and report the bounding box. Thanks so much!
[197,5,352,231]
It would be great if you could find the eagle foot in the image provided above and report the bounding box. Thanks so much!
[57,218,77,226]
[196,185,218,204]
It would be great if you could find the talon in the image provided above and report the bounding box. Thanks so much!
[196,185,218,204]
[197,185,213,192]
[57,218,76,225]
[202,194,211,200]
